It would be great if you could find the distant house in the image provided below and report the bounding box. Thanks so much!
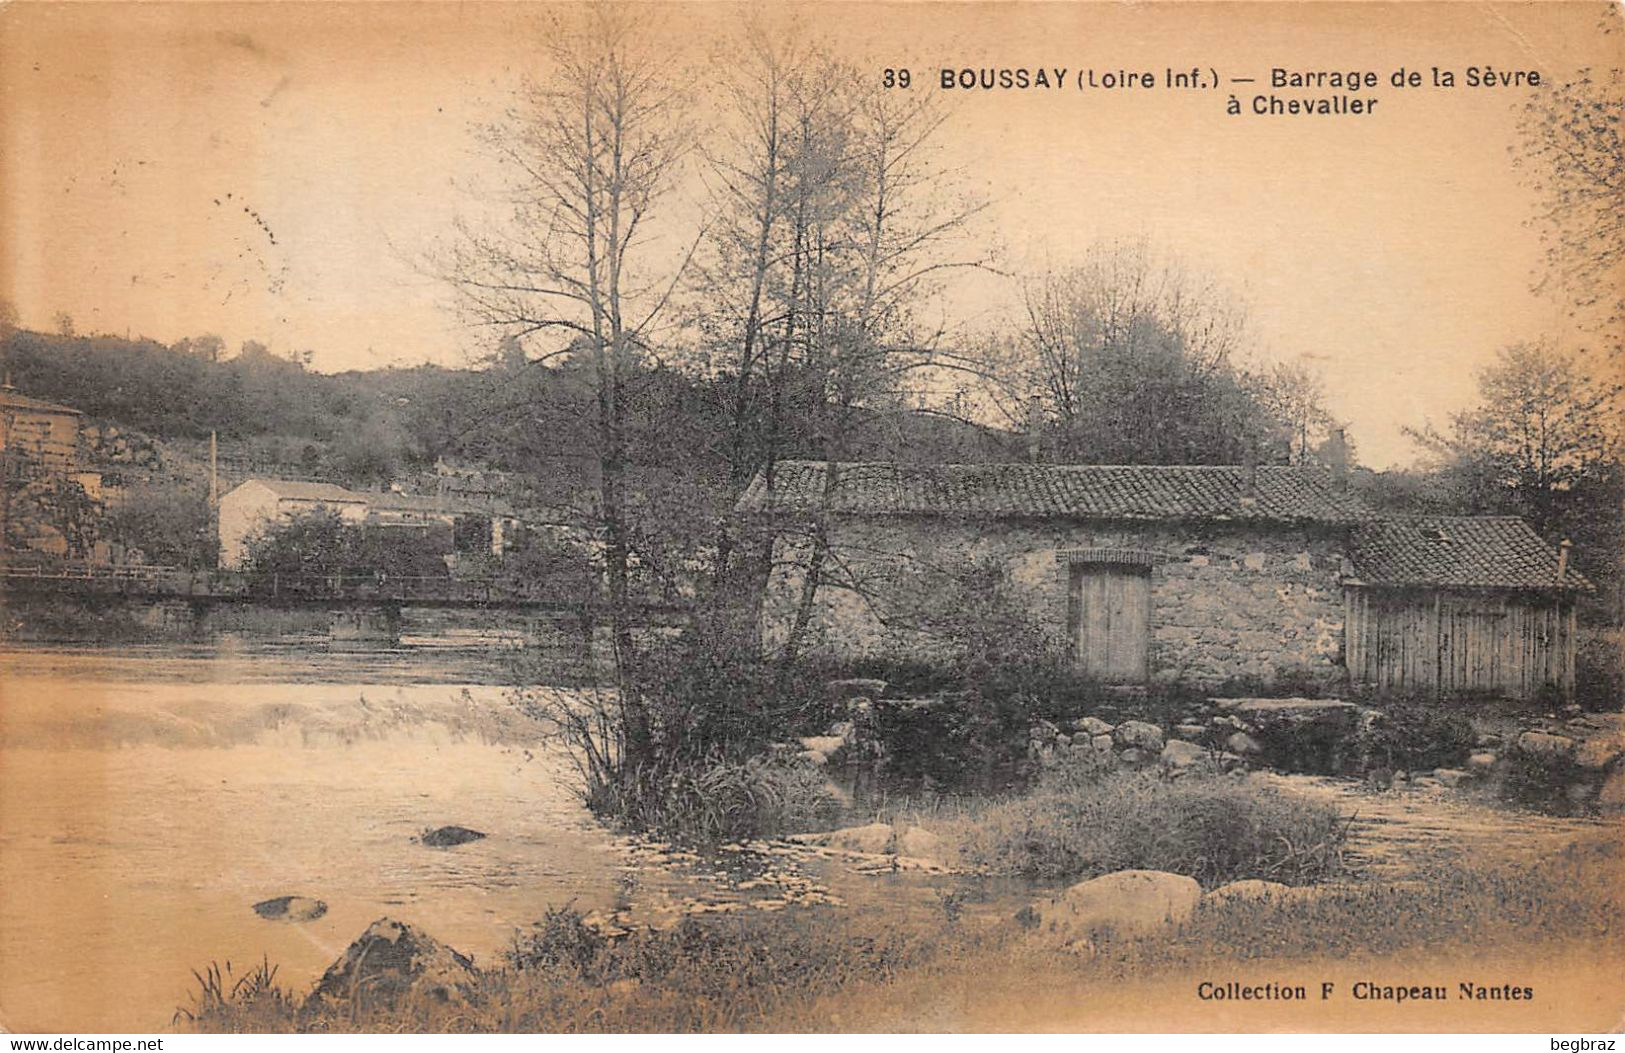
[0,387,82,469]
[217,478,522,569]
[737,461,1590,699]
[0,385,105,557]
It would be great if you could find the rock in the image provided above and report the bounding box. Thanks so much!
[1091,733,1115,752]
[1055,733,1072,747]
[1599,768,1625,816]
[1118,747,1147,767]
[1030,870,1201,948]
[895,826,943,859]
[1175,723,1208,740]
[1203,879,1291,906]
[1432,768,1469,787]
[420,825,486,848]
[1114,720,1164,752]
[827,678,887,701]
[815,822,895,855]
[1466,751,1498,774]
[1475,732,1502,748]
[1229,698,1359,726]
[1575,737,1624,772]
[1073,716,1115,736]
[1226,731,1263,755]
[1516,731,1577,759]
[1160,740,1208,772]
[1217,751,1245,772]
[305,918,478,1014]
[252,895,327,922]
[1030,719,1062,741]
[799,735,845,756]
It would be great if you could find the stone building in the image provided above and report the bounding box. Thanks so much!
[738,461,1588,698]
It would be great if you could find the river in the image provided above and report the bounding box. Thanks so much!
[0,641,893,1033]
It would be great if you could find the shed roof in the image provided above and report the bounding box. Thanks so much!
[1348,516,1593,591]
[736,461,1369,524]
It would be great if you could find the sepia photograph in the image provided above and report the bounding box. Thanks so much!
[0,0,1621,1037]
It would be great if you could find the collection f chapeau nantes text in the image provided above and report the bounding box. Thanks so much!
[885,65,1541,115]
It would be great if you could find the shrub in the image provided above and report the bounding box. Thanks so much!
[609,754,844,844]
[1575,637,1623,713]
[1357,694,1476,772]
[954,765,1350,888]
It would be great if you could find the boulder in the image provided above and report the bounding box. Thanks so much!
[1174,723,1209,741]
[1091,733,1115,753]
[1575,737,1624,773]
[1516,731,1577,759]
[1599,768,1625,816]
[1118,747,1148,767]
[419,825,486,848]
[1203,879,1291,906]
[1160,740,1209,772]
[1115,720,1165,752]
[252,895,327,922]
[815,822,895,855]
[1433,768,1469,787]
[1073,716,1115,736]
[1466,751,1498,774]
[305,918,478,1014]
[1228,698,1360,729]
[1030,870,1201,948]
[1226,731,1264,755]
[895,826,944,860]
[827,678,887,701]
[799,735,845,757]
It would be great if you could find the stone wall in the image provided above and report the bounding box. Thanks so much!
[763,516,1349,686]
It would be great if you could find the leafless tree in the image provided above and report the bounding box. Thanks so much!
[1513,9,1625,357]
[986,239,1266,464]
[443,5,693,768]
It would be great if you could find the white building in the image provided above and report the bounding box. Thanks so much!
[217,478,519,569]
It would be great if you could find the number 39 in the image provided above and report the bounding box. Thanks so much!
[882,68,911,88]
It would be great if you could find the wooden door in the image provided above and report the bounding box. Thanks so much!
[1071,565,1151,681]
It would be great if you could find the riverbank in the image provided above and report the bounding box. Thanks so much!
[182,826,1623,1033]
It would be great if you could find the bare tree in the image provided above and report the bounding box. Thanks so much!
[1252,358,1337,465]
[1513,12,1625,355]
[445,5,692,768]
[987,239,1267,464]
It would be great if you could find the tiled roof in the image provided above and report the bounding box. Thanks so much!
[241,478,490,515]
[0,390,81,415]
[736,461,1369,523]
[249,479,367,503]
[1348,516,1593,591]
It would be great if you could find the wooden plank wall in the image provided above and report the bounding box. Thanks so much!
[1344,587,1574,699]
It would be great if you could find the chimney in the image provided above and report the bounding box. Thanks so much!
[1556,538,1572,586]
[1327,426,1349,489]
[1025,395,1044,463]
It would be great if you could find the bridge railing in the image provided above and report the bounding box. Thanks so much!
[0,561,688,612]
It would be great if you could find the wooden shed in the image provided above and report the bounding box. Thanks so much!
[1343,516,1592,699]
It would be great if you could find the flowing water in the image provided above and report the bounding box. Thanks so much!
[0,641,944,1033]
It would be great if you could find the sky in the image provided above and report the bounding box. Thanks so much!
[1,1,1619,468]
